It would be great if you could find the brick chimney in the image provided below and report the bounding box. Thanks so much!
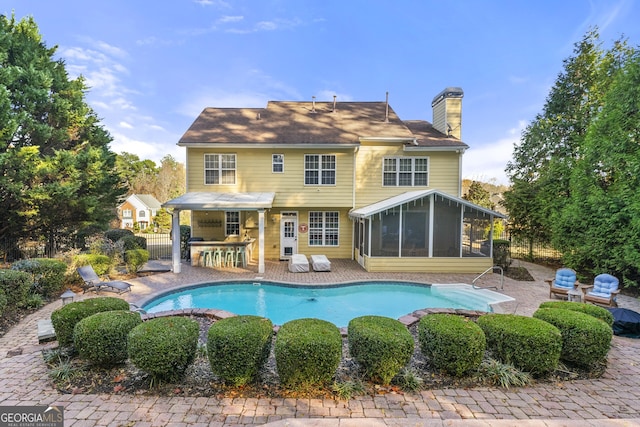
[431,87,463,139]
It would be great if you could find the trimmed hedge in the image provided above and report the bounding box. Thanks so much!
[477,313,561,376]
[128,316,199,383]
[533,308,613,367]
[74,310,142,366]
[348,316,414,385]
[104,229,134,242]
[0,269,32,308]
[418,314,486,377]
[124,249,149,273]
[73,254,112,276]
[207,315,273,386]
[11,258,67,298]
[275,318,342,387]
[0,288,7,316]
[120,235,147,251]
[538,301,614,327]
[51,297,130,346]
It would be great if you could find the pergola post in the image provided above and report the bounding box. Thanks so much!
[171,209,181,273]
[258,209,265,274]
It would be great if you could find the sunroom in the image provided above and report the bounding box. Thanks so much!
[349,189,506,273]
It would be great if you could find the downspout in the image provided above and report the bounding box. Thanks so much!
[457,149,463,197]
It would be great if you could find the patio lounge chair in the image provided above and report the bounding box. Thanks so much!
[77,265,132,294]
[545,268,578,299]
[581,273,620,307]
[288,254,309,273]
[311,254,331,272]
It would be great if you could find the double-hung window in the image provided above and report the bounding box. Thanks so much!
[308,211,339,246]
[205,154,236,185]
[304,154,336,185]
[225,211,240,236]
[272,154,284,173]
[383,157,429,186]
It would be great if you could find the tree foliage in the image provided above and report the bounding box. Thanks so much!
[504,27,640,285]
[0,14,124,255]
[115,153,185,203]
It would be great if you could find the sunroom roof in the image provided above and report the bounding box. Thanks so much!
[349,189,506,219]
[162,192,275,211]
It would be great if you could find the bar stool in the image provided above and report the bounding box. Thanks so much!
[201,250,214,267]
[235,246,246,268]
[212,247,223,268]
[224,247,236,268]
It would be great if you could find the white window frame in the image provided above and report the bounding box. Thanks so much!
[122,209,132,218]
[308,211,339,246]
[204,153,237,185]
[225,211,240,236]
[272,154,284,173]
[138,210,146,218]
[304,154,336,185]
[382,156,429,187]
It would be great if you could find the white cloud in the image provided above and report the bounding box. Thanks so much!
[462,121,525,185]
[119,121,133,129]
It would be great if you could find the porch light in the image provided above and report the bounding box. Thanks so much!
[60,289,76,305]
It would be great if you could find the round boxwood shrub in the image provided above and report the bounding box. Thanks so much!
[418,314,486,377]
[477,313,561,376]
[104,229,134,242]
[124,249,149,273]
[538,301,614,327]
[0,269,31,308]
[207,315,273,386]
[533,308,613,368]
[128,316,199,383]
[348,315,414,385]
[11,258,67,298]
[51,297,130,346]
[74,310,142,366]
[120,235,147,251]
[275,318,342,387]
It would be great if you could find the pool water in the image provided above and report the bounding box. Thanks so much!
[142,281,513,327]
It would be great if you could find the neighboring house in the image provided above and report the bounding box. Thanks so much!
[117,194,162,231]
[164,88,505,274]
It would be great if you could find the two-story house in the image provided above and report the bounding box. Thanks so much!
[117,194,162,231]
[164,88,504,274]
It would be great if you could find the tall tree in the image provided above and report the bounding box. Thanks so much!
[555,51,640,285]
[0,14,124,255]
[504,29,633,252]
[155,154,185,202]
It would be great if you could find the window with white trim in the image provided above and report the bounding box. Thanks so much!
[138,210,146,218]
[205,154,236,185]
[304,154,336,185]
[308,211,339,246]
[383,157,429,186]
[225,211,240,236]
[122,209,132,218]
[272,154,284,173]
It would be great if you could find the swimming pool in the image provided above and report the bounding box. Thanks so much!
[141,281,514,327]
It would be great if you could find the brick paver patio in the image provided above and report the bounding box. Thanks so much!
[2,259,640,426]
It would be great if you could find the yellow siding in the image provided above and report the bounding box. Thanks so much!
[354,142,461,206]
[186,147,354,208]
[363,256,491,273]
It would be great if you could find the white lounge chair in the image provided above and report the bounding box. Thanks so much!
[77,265,132,294]
[311,254,331,272]
[288,254,309,273]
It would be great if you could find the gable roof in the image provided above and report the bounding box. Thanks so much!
[119,194,162,210]
[178,101,469,149]
[349,189,506,219]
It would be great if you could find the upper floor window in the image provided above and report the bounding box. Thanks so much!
[308,211,339,246]
[305,154,336,185]
[225,211,240,236]
[272,154,284,173]
[383,157,429,186]
[122,209,132,218]
[138,210,146,218]
[205,154,236,185]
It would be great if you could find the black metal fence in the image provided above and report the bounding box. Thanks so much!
[138,233,172,260]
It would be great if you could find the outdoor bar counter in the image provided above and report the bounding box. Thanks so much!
[189,239,255,268]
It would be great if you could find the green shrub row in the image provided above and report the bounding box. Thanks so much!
[0,269,32,308]
[124,249,149,273]
[0,288,7,316]
[120,235,148,251]
[275,318,342,387]
[477,313,562,376]
[129,316,199,382]
[51,297,131,346]
[533,308,613,367]
[104,229,134,242]
[74,310,142,365]
[418,314,486,377]
[11,258,67,298]
[538,301,614,326]
[207,315,273,386]
[73,254,113,276]
[348,316,414,385]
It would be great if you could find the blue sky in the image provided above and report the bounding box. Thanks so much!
[2,0,639,185]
